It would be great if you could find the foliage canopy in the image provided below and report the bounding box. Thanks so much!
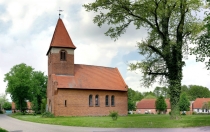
[179,92,190,111]
[4,63,47,113]
[84,0,203,119]
[155,95,167,113]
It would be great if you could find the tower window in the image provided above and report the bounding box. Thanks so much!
[60,50,66,61]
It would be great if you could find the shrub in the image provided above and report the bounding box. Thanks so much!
[169,112,171,115]
[41,112,54,118]
[0,110,3,114]
[192,111,197,115]
[181,112,186,115]
[0,127,7,132]
[109,111,119,121]
[41,99,47,114]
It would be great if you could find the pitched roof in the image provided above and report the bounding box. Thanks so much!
[52,64,128,91]
[136,98,171,109]
[47,18,76,55]
[193,98,210,108]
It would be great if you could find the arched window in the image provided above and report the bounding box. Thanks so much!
[111,95,115,107]
[95,95,100,106]
[105,95,109,106]
[89,95,93,106]
[60,50,66,61]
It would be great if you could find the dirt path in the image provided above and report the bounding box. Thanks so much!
[0,114,209,132]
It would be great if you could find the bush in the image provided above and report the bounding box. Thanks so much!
[41,99,47,114]
[181,112,186,115]
[0,110,3,114]
[169,112,171,115]
[41,112,54,118]
[192,111,197,115]
[0,127,8,132]
[109,111,119,121]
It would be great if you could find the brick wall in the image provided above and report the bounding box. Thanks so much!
[48,52,74,75]
[51,89,127,116]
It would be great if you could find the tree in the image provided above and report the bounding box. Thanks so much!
[143,91,156,98]
[144,94,157,99]
[127,88,143,110]
[4,63,33,113]
[155,96,167,114]
[2,102,11,110]
[30,71,47,114]
[153,87,161,97]
[202,101,210,114]
[187,85,210,101]
[0,94,8,111]
[4,63,47,114]
[153,86,170,98]
[179,92,190,113]
[191,1,210,69]
[84,0,203,119]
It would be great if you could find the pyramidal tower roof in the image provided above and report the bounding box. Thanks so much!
[47,18,76,55]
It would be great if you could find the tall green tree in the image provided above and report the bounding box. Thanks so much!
[128,88,143,110]
[155,95,167,114]
[30,71,47,114]
[4,63,33,112]
[4,63,47,114]
[202,101,210,114]
[2,102,11,110]
[187,85,210,101]
[84,0,203,119]
[179,92,190,112]
[153,86,170,98]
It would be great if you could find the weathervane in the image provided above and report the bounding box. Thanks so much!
[58,8,63,18]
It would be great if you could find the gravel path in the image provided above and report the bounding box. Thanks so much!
[0,114,210,132]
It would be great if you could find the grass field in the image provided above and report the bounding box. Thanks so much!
[10,114,210,128]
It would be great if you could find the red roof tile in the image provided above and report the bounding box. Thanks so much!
[52,64,127,91]
[136,99,171,109]
[47,18,76,55]
[193,98,210,108]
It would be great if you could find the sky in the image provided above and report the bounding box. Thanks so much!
[0,0,210,100]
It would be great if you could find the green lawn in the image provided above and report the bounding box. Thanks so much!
[10,114,210,128]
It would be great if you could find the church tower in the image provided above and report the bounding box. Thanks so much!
[46,18,76,76]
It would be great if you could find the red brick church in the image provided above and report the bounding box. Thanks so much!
[46,18,128,116]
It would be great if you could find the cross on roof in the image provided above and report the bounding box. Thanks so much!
[58,8,63,18]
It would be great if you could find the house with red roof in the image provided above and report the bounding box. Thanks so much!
[192,98,210,113]
[12,101,32,113]
[136,99,171,114]
[46,18,128,116]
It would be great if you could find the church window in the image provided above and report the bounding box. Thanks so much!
[65,100,67,107]
[89,95,93,106]
[60,50,66,61]
[111,95,115,107]
[105,95,109,106]
[95,95,100,106]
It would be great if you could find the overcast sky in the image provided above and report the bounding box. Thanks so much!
[0,0,210,100]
